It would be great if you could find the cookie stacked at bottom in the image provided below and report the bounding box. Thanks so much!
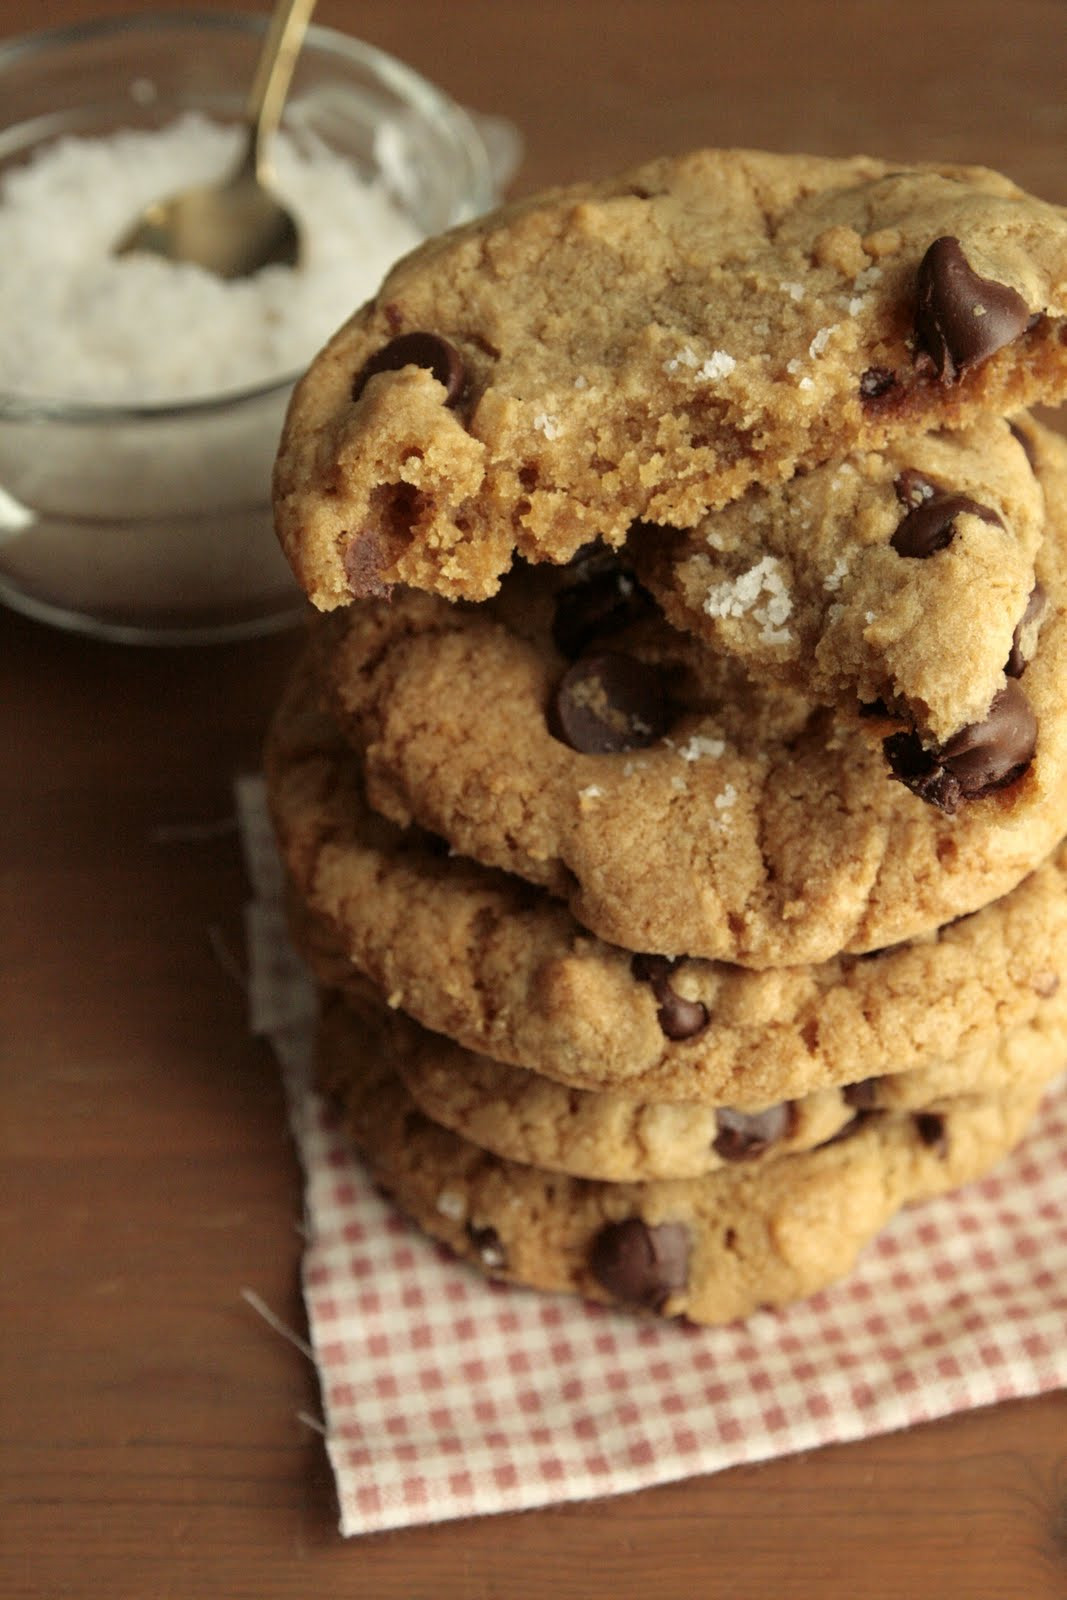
[264,486,1067,1319]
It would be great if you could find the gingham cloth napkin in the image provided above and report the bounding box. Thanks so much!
[236,775,1067,1538]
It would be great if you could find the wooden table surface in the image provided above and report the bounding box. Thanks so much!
[4,2,1066,1595]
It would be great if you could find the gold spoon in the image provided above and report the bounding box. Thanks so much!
[115,0,318,279]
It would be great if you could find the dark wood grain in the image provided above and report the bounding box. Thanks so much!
[3,3,1066,1596]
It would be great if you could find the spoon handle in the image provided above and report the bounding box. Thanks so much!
[242,0,319,178]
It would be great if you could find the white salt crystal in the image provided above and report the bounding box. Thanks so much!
[678,733,726,761]
[696,350,736,381]
[824,555,850,592]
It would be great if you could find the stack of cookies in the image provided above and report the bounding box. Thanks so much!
[266,149,1067,1323]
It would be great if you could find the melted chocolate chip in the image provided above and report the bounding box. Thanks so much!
[589,1218,690,1310]
[891,487,1002,558]
[1005,582,1047,677]
[549,652,674,753]
[894,468,941,509]
[843,1078,881,1110]
[713,1103,796,1161]
[631,953,709,1041]
[937,680,1037,795]
[343,481,426,598]
[915,236,1031,383]
[552,562,654,659]
[884,680,1037,813]
[914,1112,948,1155]
[352,331,467,405]
[467,1223,507,1270]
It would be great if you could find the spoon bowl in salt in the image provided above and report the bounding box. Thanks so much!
[114,0,317,279]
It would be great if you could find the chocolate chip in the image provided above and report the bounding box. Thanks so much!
[894,468,941,509]
[884,679,1036,812]
[589,1218,690,1310]
[1005,582,1047,677]
[549,652,674,753]
[352,331,467,405]
[343,481,425,598]
[843,1078,881,1110]
[552,561,654,659]
[631,953,709,1041]
[860,365,897,401]
[914,1112,948,1155]
[915,236,1031,383]
[938,680,1037,795]
[713,1103,796,1161]
[467,1223,507,1270]
[891,487,1002,558]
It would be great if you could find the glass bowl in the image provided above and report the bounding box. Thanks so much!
[0,10,505,644]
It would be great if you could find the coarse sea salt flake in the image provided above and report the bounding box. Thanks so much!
[824,555,850,592]
[780,281,805,301]
[533,411,562,439]
[663,345,699,375]
[703,555,793,628]
[436,1189,467,1222]
[809,325,837,358]
[678,733,726,761]
[696,350,736,381]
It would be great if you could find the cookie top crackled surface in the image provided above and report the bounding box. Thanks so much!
[274,148,1067,608]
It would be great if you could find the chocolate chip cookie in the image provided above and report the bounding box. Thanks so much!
[274,148,1067,609]
[267,649,1067,1104]
[316,1009,1056,1324]
[629,413,1046,746]
[315,421,1067,967]
[318,981,1067,1182]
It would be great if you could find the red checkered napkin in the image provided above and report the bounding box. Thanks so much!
[237,777,1067,1538]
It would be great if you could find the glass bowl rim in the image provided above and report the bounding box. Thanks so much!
[0,7,495,424]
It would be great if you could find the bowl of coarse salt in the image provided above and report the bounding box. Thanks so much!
[0,11,514,643]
